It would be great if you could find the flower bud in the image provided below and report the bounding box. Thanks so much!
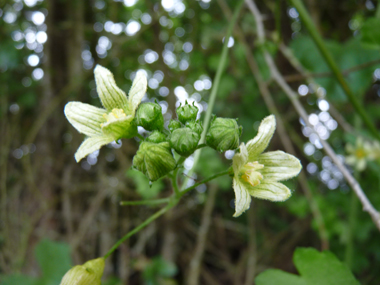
[206,117,242,152]
[185,121,203,136]
[168,120,182,132]
[60,258,105,285]
[136,102,164,131]
[176,101,198,124]
[133,142,176,181]
[146,130,167,143]
[169,127,200,157]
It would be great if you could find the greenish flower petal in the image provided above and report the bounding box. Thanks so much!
[101,115,137,139]
[128,70,147,116]
[246,181,291,202]
[232,143,248,174]
[64,102,105,136]
[258,151,302,182]
[74,135,114,162]
[232,178,251,217]
[60,258,105,285]
[246,115,276,161]
[94,65,128,111]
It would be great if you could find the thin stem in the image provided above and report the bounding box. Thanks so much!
[182,0,245,190]
[120,198,170,206]
[288,0,380,141]
[136,133,145,141]
[173,157,186,196]
[179,169,231,198]
[104,203,173,259]
[104,169,231,259]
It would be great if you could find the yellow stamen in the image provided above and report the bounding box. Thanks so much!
[240,161,264,187]
[101,108,127,127]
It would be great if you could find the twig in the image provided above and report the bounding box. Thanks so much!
[218,0,329,250]
[245,0,380,231]
[186,184,218,285]
[279,43,355,134]
[283,58,380,82]
[287,0,380,141]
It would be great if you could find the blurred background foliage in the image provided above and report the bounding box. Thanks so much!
[1,0,380,284]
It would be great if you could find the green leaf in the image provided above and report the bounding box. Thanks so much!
[35,239,72,284]
[255,269,307,285]
[256,247,360,285]
[361,17,380,48]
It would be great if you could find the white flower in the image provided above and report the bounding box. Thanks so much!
[345,137,374,171]
[232,115,302,217]
[64,65,147,162]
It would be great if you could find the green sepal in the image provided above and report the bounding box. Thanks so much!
[168,120,182,132]
[146,130,167,143]
[169,127,200,157]
[206,117,242,152]
[176,101,199,124]
[101,116,138,139]
[136,102,164,131]
[185,120,203,136]
[132,142,176,182]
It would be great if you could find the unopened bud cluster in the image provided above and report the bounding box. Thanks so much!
[132,100,242,182]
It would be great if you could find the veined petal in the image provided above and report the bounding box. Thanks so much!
[64,102,105,136]
[128,70,147,116]
[232,143,248,173]
[94,65,128,111]
[101,115,138,139]
[74,135,114,162]
[232,178,251,217]
[258,151,302,182]
[247,181,291,202]
[246,115,276,161]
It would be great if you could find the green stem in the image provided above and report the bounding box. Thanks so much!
[103,169,231,259]
[120,198,170,206]
[136,133,145,141]
[182,0,245,189]
[103,203,173,259]
[179,169,231,198]
[288,0,380,142]
[173,157,186,196]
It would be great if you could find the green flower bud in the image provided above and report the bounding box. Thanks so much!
[185,121,203,136]
[176,101,198,124]
[136,102,164,131]
[146,130,167,143]
[206,117,242,152]
[168,120,182,132]
[60,258,105,285]
[169,127,200,157]
[133,142,176,181]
